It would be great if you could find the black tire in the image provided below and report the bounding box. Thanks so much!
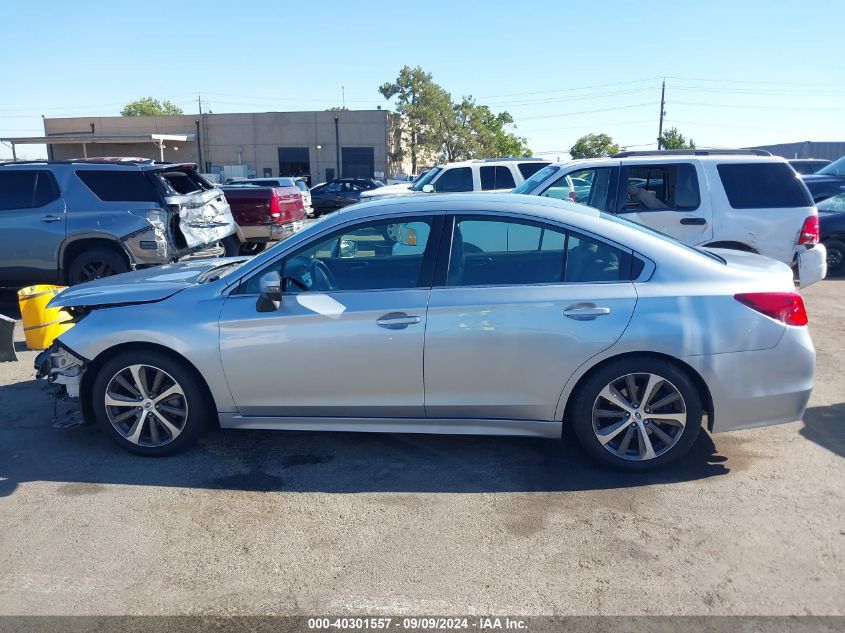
[824,239,845,277]
[220,235,241,257]
[90,350,213,456]
[569,356,702,472]
[239,241,267,256]
[67,247,130,285]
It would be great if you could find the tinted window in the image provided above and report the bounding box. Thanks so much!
[157,169,212,195]
[541,167,614,210]
[512,165,561,194]
[245,217,436,294]
[0,170,59,210]
[480,166,516,190]
[565,232,626,282]
[518,162,549,179]
[77,170,159,202]
[448,218,566,286]
[620,163,700,212]
[434,167,473,192]
[717,163,813,209]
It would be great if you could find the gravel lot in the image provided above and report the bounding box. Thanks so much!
[0,280,842,617]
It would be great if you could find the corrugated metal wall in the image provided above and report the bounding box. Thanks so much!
[747,141,845,161]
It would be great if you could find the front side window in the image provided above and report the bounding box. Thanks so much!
[540,167,613,210]
[434,167,473,192]
[244,217,437,294]
[480,166,516,190]
[619,163,700,212]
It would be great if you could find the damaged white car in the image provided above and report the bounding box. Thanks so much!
[0,158,242,286]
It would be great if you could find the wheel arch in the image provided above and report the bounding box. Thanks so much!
[560,351,715,433]
[80,342,220,428]
[61,236,132,282]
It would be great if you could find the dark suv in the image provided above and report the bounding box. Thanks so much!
[309,178,384,216]
[0,159,239,285]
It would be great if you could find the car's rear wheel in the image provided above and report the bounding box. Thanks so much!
[239,241,267,256]
[67,248,130,285]
[91,350,211,456]
[824,239,845,277]
[570,357,702,471]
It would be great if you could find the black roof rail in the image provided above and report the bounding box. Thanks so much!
[611,149,773,158]
[477,156,548,162]
[0,158,174,166]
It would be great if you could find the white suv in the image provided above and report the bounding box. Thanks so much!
[360,158,550,201]
[513,150,827,287]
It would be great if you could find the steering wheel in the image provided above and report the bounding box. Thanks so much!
[310,259,337,291]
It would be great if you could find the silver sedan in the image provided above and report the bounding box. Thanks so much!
[37,194,815,470]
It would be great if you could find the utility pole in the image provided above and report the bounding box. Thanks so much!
[341,85,345,110]
[657,79,666,150]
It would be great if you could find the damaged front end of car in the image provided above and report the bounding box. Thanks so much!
[35,341,89,428]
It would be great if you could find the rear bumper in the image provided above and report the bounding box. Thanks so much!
[684,326,815,433]
[240,220,305,243]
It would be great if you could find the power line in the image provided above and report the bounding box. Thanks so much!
[519,102,654,121]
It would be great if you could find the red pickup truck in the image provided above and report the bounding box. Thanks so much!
[221,184,306,254]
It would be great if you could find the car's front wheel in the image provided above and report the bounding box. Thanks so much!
[91,350,212,456]
[570,357,702,471]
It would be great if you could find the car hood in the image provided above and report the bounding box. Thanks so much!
[49,258,248,309]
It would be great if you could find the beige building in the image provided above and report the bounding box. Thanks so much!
[34,109,406,184]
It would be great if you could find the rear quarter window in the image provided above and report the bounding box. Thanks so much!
[76,170,160,202]
[518,162,550,179]
[717,163,812,209]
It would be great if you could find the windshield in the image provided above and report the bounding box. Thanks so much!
[410,167,442,191]
[818,156,845,177]
[817,193,845,212]
[512,165,561,194]
[600,211,725,264]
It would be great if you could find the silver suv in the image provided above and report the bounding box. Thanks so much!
[0,159,240,285]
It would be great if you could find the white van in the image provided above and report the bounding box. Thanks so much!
[360,158,550,202]
[513,150,826,287]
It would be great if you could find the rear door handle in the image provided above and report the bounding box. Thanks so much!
[41,215,63,223]
[563,304,611,320]
[680,217,707,225]
[376,312,421,329]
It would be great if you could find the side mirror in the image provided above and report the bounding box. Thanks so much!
[339,239,358,258]
[422,184,434,193]
[256,271,282,312]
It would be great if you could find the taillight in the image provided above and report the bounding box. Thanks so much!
[798,215,819,245]
[268,194,282,223]
[734,292,808,326]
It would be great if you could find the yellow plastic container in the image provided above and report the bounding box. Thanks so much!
[18,285,74,350]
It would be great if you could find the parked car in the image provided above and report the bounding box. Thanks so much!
[220,184,306,255]
[309,178,384,216]
[36,193,815,471]
[816,192,845,276]
[802,155,845,202]
[0,159,240,286]
[788,158,831,175]
[513,149,826,288]
[231,177,314,217]
[359,158,550,202]
[364,170,431,199]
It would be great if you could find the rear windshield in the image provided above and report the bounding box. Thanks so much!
[76,170,159,202]
[156,169,215,195]
[717,163,812,209]
[294,181,308,192]
[518,162,551,179]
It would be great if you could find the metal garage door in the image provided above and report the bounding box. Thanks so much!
[341,147,374,179]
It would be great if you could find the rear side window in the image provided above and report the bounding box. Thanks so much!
[76,170,159,202]
[156,169,213,195]
[434,167,473,192]
[480,166,516,190]
[518,162,549,179]
[0,170,60,210]
[565,232,626,282]
[717,163,812,209]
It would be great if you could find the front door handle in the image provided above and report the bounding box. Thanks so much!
[376,312,421,329]
[680,217,707,225]
[563,304,611,320]
[41,215,63,223]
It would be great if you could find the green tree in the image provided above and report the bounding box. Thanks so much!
[379,66,436,173]
[569,133,620,159]
[120,97,184,117]
[659,126,695,150]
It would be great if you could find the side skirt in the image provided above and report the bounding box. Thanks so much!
[218,414,562,438]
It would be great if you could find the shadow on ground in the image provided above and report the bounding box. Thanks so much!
[0,378,734,497]
[800,403,845,458]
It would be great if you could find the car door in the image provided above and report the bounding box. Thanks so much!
[424,214,638,422]
[0,169,66,284]
[615,162,713,245]
[218,213,443,418]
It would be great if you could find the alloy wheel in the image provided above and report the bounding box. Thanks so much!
[104,364,188,447]
[77,260,115,283]
[591,373,687,461]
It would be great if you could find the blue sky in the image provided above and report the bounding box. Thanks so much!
[1,0,843,160]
